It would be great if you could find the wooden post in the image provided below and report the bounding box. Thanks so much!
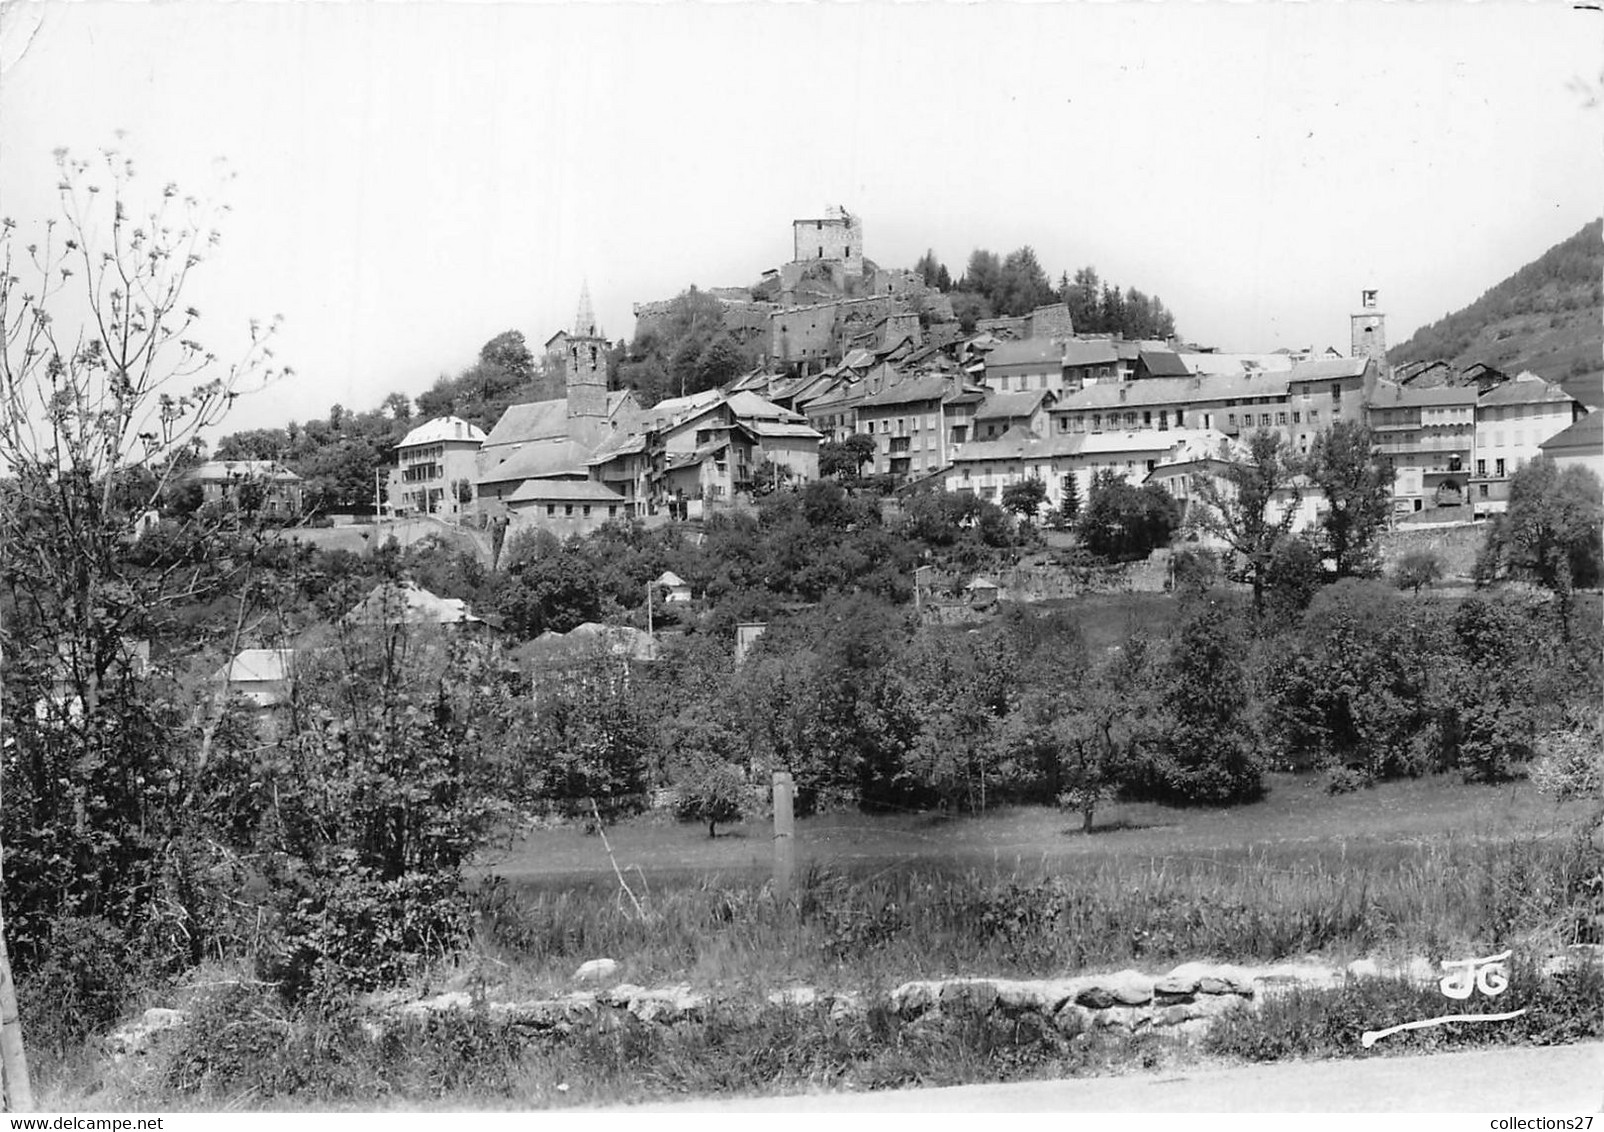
[772,770,795,902]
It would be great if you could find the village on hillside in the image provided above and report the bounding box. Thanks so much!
[198,205,1599,569]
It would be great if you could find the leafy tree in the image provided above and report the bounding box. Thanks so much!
[1306,421,1393,578]
[1142,600,1263,804]
[696,334,748,391]
[1191,430,1304,617]
[1394,549,1444,595]
[1001,477,1048,522]
[1077,473,1181,561]
[819,433,876,480]
[1477,457,1603,636]
[949,291,991,335]
[1263,534,1324,618]
[666,709,748,837]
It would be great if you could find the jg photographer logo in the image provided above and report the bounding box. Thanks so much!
[1360,949,1527,1047]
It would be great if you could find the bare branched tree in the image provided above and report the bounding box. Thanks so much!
[0,142,285,1109]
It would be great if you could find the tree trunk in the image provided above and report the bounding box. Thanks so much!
[707,820,716,839]
[0,922,32,1113]
[1082,805,1094,834]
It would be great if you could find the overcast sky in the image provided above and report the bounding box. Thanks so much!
[2,1,1599,437]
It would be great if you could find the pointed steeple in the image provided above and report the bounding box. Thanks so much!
[574,283,600,339]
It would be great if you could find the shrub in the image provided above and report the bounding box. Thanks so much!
[1394,549,1444,594]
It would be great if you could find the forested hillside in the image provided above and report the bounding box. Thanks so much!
[1390,218,1603,405]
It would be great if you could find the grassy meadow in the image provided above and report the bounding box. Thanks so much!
[464,773,1599,997]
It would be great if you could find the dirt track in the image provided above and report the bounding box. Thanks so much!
[616,1041,1604,1112]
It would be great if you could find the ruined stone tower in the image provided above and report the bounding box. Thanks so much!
[1350,288,1388,367]
[564,284,608,433]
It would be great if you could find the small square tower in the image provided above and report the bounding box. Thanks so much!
[791,205,864,276]
[1351,288,1387,366]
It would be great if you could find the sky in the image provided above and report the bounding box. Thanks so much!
[2,1,1600,438]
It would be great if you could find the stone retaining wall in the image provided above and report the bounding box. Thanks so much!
[107,947,1602,1059]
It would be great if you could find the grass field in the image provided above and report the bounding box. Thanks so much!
[478,772,1590,887]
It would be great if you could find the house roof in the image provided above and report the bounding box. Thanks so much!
[345,582,482,626]
[951,426,1236,466]
[188,460,301,483]
[1287,355,1372,382]
[584,432,649,466]
[478,438,597,485]
[1138,350,1192,377]
[656,571,687,588]
[966,576,1000,590]
[975,390,1052,421]
[1371,379,1477,407]
[858,373,954,409]
[398,416,486,448]
[746,421,824,440]
[506,479,628,504]
[1478,372,1577,407]
[1062,340,1121,366]
[527,622,658,664]
[983,339,1063,369]
[1539,410,1602,454]
[1175,352,1296,377]
[216,648,295,684]
[483,390,637,449]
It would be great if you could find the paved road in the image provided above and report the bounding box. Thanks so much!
[616,1042,1604,1112]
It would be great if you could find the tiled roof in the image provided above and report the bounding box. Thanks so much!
[1371,379,1476,407]
[478,438,596,485]
[975,390,1051,421]
[1539,410,1602,453]
[983,339,1063,368]
[398,416,486,448]
[506,478,628,504]
[1478,372,1577,407]
[1139,351,1192,377]
[1062,341,1120,366]
[1288,355,1371,381]
[746,421,824,440]
[858,374,955,408]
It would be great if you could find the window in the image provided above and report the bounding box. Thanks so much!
[1277,412,1287,425]
[1143,411,1152,426]
[1292,411,1301,424]
[818,246,824,258]
[609,506,618,517]
[1330,383,1341,400]
[565,505,574,516]
[1496,458,1506,477]
[1091,414,1102,431]
[1058,418,1068,432]
[845,246,851,258]
[1145,459,1157,473]
[1260,414,1272,427]
[816,220,822,230]
[546,504,555,517]
[1125,412,1136,427]
[1479,484,1489,499]
[1175,410,1184,427]
[1158,410,1169,430]
[1476,460,1486,477]
[583,505,592,517]
[1227,413,1236,427]
[1310,409,1320,423]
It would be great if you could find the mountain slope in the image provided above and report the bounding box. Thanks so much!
[1389,218,1602,406]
